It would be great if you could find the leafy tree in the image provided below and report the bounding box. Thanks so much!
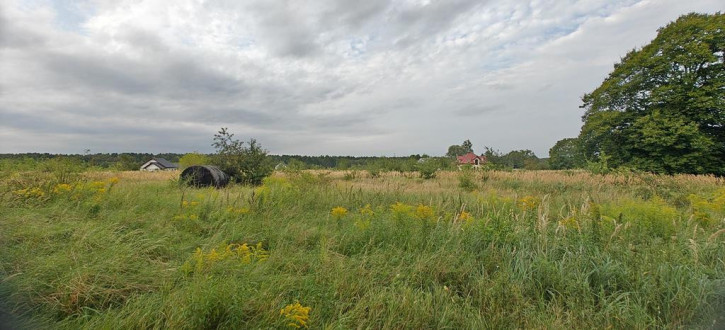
[416,158,439,179]
[446,139,474,157]
[115,154,139,171]
[178,152,209,169]
[211,128,273,185]
[501,150,538,169]
[577,12,725,175]
[483,147,503,164]
[549,138,584,169]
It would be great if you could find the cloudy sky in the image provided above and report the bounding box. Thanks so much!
[0,0,722,156]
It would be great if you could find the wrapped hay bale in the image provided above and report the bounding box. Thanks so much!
[180,165,230,188]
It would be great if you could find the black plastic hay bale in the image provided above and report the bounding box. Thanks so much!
[180,165,230,188]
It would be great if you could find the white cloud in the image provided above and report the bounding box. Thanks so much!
[0,0,722,156]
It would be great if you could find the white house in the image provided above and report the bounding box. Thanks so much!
[140,158,179,171]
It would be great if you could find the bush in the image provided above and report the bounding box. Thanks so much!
[457,169,477,191]
[178,152,209,170]
[211,128,273,186]
[417,159,438,179]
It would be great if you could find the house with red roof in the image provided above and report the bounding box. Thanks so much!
[456,152,487,168]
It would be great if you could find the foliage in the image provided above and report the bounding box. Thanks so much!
[549,138,584,169]
[457,169,477,191]
[211,128,273,185]
[577,12,725,175]
[416,158,439,179]
[586,151,612,175]
[446,139,474,158]
[115,154,139,171]
[178,152,209,169]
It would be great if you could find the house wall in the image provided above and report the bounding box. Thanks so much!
[142,163,161,171]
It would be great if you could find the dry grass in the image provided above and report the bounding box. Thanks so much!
[84,170,179,182]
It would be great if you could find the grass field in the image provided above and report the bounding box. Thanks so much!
[1,168,724,329]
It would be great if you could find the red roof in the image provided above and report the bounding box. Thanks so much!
[457,152,487,164]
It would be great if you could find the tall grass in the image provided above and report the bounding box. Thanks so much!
[1,168,724,329]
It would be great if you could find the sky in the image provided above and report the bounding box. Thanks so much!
[0,0,722,157]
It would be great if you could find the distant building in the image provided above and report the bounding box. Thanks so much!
[456,152,487,169]
[140,158,179,171]
[274,162,287,170]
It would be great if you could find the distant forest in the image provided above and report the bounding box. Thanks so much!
[0,152,550,172]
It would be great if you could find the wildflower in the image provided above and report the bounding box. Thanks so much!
[359,204,374,217]
[280,301,311,328]
[390,202,413,219]
[517,196,539,211]
[108,177,120,185]
[207,248,222,262]
[90,181,106,189]
[184,242,269,275]
[189,214,199,220]
[331,206,348,219]
[558,216,580,230]
[414,204,435,221]
[14,187,45,199]
[457,211,473,223]
[53,183,72,194]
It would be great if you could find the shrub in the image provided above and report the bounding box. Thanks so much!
[417,159,438,179]
[458,169,477,191]
[211,128,273,185]
[178,152,209,169]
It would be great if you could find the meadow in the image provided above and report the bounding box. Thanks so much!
[1,167,724,329]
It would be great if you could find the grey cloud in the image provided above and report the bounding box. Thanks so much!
[0,13,47,49]
[43,52,154,94]
[391,0,485,47]
[453,104,504,117]
[486,82,515,90]
[2,0,724,156]
[322,0,390,29]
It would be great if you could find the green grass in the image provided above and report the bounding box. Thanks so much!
[1,170,724,329]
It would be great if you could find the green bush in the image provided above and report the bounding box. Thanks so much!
[417,159,438,179]
[211,128,273,186]
[457,169,477,191]
[179,152,209,170]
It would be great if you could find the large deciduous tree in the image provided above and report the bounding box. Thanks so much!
[577,12,724,175]
[446,139,474,158]
[548,138,584,170]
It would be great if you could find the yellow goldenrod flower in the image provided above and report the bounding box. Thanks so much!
[53,183,72,194]
[359,204,374,217]
[331,206,348,219]
[558,216,580,230]
[414,204,435,221]
[458,211,473,223]
[280,301,311,328]
[517,196,540,211]
[390,202,413,219]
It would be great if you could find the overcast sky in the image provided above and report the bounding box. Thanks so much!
[0,0,722,156]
